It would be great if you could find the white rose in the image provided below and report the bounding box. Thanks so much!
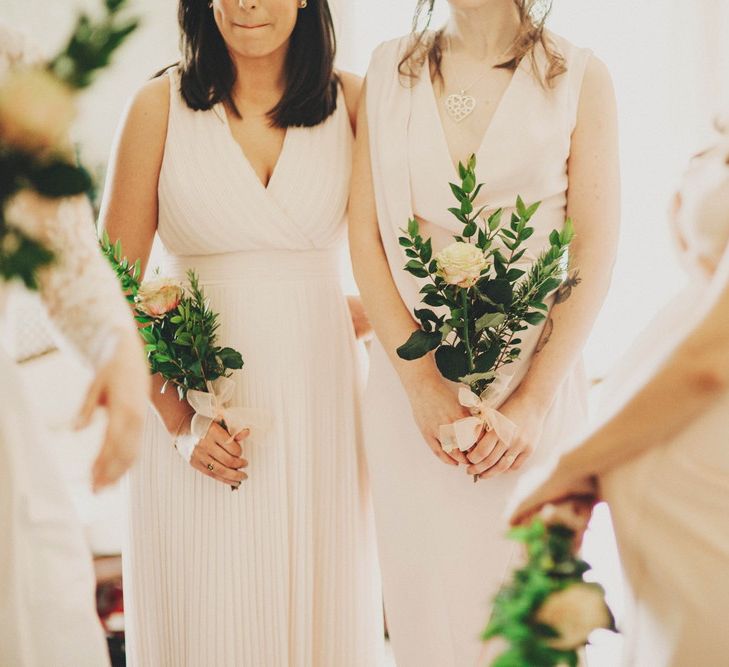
[435,241,487,288]
[0,67,75,153]
[535,582,613,651]
[136,277,185,318]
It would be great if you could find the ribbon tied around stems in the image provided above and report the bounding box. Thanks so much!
[175,376,271,462]
[439,373,517,455]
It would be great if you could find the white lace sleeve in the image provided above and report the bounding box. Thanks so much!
[6,192,136,368]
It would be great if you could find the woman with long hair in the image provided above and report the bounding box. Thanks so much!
[350,1,619,664]
[100,1,383,664]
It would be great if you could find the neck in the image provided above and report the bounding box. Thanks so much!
[443,1,521,61]
[229,43,288,110]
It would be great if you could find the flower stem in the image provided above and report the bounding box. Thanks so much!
[462,288,474,373]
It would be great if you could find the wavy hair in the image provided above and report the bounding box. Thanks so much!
[399,1,566,88]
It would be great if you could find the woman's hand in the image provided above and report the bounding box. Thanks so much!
[75,329,150,491]
[405,375,471,467]
[186,419,249,488]
[465,391,549,479]
[507,453,599,530]
[346,295,373,340]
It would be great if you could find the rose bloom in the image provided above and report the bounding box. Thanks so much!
[136,277,184,318]
[0,67,75,153]
[535,582,613,651]
[435,242,487,288]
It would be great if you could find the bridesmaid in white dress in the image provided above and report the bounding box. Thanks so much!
[349,1,619,665]
[101,1,383,665]
[0,25,148,667]
[512,128,729,666]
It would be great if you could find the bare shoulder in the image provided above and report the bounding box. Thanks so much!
[337,70,363,133]
[125,74,170,134]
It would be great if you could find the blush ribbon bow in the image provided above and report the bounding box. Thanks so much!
[174,377,271,461]
[439,374,517,453]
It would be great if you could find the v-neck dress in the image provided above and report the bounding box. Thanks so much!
[122,69,385,667]
[363,34,592,666]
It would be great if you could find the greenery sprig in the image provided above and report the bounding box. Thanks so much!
[484,519,615,666]
[0,0,137,289]
[100,233,244,400]
[396,154,574,396]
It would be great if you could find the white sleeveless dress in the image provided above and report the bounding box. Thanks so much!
[122,71,384,666]
[364,34,591,666]
[598,133,729,666]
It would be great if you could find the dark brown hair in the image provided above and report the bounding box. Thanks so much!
[174,0,339,127]
[399,0,566,88]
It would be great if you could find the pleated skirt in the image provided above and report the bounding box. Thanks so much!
[123,249,384,666]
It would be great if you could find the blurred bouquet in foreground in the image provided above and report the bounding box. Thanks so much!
[101,235,269,480]
[0,0,137,288]
[396,155,574,464]
[484,505,615,666]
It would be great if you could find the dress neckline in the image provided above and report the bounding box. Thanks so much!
[421,54,526,173]
[215,102,292,193]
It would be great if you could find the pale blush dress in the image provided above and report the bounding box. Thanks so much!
[364,34,591,666]
[122,70,384,666]
[598,133,729,666]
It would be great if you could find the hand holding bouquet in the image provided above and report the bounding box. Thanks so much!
[101,234,269,486]
[397,155,574,476]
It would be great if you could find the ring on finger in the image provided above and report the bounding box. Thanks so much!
[207,462,215,472]
[502,453,517,466]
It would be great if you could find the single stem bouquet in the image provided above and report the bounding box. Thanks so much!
[101,234,269,486]
[0,0,137,289]
[483,506,616,666]
[397,154,574,467]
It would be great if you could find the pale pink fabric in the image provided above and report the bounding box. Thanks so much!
[364,33,591,667]
[599,132,729,666]
[122,69,384,666]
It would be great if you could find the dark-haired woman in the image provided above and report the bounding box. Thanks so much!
[100,1,383,664]
[349,1,619,664]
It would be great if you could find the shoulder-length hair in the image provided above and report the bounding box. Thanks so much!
[175,0,339,128]
[400,0,566,88]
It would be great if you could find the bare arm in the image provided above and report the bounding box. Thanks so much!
[510,246,729,522]
[517,56,621,410]
[348,81,468,466]
[97,76,187,433]
[563,249,729,478]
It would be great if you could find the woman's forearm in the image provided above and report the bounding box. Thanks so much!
[561,259,729,480]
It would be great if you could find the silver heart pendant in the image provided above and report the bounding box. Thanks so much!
[445,93,476,123]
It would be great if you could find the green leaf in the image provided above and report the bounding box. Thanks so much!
[421,238,433,263]
[516,195,527,218]
[398,236,412,247]
[435,345,469,382]
[404,260,429,279]
[475,312,506,331]
[449,182,467,201]
[396,329,441,360]
[525,201,541,219]
[462,172,476,194]
[28,160,92,198]
[488,209,503,231]
[524,311,546,325]
[460,198,473,215]
[476,279,513,306]
[407,217,419,237]
[423,293,447,307]
[474,344,502,372]
[448,207,468,224]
